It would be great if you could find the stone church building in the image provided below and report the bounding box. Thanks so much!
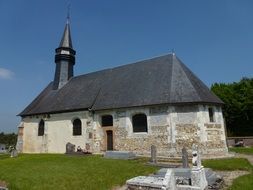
[17,20,228,157]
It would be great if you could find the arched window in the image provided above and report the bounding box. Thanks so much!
[73,119,82,136]
[132,113,148,133]
[101,115,113,127]
[38,119,45,136]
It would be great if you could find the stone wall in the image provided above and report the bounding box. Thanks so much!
[93,104,228,157]
[93,107,171,156]
[171,105,227,156]
[20,104,228,157]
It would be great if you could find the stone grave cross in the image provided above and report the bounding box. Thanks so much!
[182,147,189,168]
[150,145,157,164]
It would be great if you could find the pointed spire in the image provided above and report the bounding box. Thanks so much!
[53,7,76,90]
[59,21,73,48]
[58,5,73,49]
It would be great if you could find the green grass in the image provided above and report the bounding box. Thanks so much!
[0,154,157,190]
[203,157,253,189]
[229,173,253,190]
[203,158,253,171]
[0,153,10,160]
[229,147,253,155]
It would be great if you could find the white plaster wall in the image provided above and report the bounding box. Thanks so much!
[22,111,91,153]
[22,117,45,153]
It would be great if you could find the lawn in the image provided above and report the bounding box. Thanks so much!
[0,154,157,190]
[203,157,253,190]
[229,147,253,155]
[226,147,253,189]
[229,173,253,190]
[1,154,253,190]
[202,158,253,171]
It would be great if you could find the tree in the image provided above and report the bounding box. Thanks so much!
[0,132,17,148]
[211,77,253,136]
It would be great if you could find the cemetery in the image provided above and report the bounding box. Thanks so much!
[0,145,252,190]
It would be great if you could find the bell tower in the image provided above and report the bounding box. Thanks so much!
[53,16,76,90]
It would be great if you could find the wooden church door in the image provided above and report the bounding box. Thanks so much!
[106,130,113,150]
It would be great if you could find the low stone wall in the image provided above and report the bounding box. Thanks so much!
[227,137,253,147]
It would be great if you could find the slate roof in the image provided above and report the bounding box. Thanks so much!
[19,54,223,116]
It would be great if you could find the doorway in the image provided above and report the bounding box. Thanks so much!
[106,130,113,150]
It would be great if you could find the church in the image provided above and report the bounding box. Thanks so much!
[17,19,228,157]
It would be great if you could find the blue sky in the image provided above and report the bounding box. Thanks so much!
[0,0,252,133]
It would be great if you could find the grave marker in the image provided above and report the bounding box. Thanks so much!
[182,147,189,168]
[66,142,75,154]
[151,145,157,164]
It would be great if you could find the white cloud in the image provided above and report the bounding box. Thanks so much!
[0,68,14,79]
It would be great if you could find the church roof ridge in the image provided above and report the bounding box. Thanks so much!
[19,54,223,116]
[73,53,174,79]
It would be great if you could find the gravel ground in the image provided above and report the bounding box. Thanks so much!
[215,170,250,190]
[234,153,253,165]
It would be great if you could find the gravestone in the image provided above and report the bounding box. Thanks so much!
[10,149,18,158]
[151,145,157,164]
[66,142,75,154]
[85,143,90,151]
[181,147,189,168]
